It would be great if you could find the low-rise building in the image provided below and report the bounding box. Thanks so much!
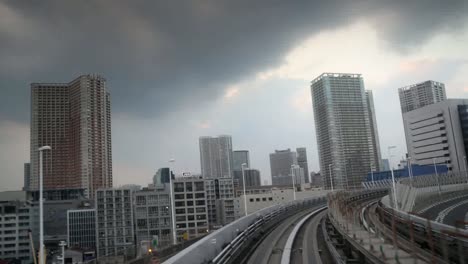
[403,99,468,172]
[30,198,93,250]
[67,209,96,251]
[134,185,173,250]
[205,178,235,226]
[235,187,328,216]
[173,177,209,241]
[95,189,134,258]
[0,200,33,264]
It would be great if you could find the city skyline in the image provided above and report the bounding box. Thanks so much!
[1,1,468,190]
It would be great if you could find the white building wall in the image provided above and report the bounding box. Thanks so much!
[403,99,468,172]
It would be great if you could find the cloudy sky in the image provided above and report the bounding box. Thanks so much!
[1,0,468,190]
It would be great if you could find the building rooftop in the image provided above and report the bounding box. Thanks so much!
[311,72,362,84]
[398,80,444,91]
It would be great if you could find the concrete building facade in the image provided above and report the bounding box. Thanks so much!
[95,189,134,257]
[398,80,446,114]
[199,135,233,179]
[30,74,112,198]
[0,201,33,264]
[235,188,327,216]
[403,99,468,172]
[311,73,374,190]
[204,178,235,226]
[134,186,173,249]
[172,177,209,240]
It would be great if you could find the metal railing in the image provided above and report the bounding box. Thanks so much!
[163,195,326,264]
[374,200,468,263]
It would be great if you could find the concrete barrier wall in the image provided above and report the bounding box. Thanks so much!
[392,173,468,212]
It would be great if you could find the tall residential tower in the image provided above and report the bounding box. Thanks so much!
[30,74,112,198]
[311,73,376,189]
[398,80,446,114]
[199,135,233,179]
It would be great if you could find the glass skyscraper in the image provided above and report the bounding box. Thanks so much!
[311,73,377,190]
[232,150,250,171]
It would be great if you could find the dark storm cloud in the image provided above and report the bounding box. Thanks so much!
[0,0,467,121]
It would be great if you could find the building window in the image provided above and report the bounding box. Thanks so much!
[174,183,185,192]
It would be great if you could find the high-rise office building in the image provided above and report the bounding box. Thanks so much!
[365,91,383,171]
[30,74,112,198]
[398,80,446,114]
[232,150,250,171]
[403,99,468,172]
[199,135,233,179]
[311,73,373,189]
[269,149,298,186]
[296,148,310,183]
[23,163,30,191]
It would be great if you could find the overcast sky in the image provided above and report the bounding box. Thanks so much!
[1,1,468,190]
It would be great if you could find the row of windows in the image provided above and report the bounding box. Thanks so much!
[249,197,274,202]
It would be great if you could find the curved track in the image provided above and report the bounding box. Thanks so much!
[288,209,334,264]
[245,205,324,264]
